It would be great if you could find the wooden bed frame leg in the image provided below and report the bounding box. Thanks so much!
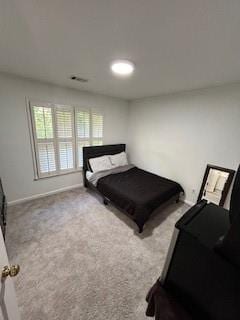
[176,196,180,204]
[138,225,143,233]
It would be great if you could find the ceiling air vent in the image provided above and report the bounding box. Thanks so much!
[70,76,88,83]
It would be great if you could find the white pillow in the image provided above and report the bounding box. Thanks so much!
[110,152,128,167]
[89,155,112,173]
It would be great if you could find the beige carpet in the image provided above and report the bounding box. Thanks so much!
[6,188,189,320]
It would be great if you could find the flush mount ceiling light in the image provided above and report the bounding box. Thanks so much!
[111,60,135,76]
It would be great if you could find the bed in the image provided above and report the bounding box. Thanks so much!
[83,144,184,233]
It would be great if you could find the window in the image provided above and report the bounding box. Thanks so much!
[29,102,103,178]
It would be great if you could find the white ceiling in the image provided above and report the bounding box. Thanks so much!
[1,0,240,100]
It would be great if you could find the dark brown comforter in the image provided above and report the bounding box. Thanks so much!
[97,167,183,230]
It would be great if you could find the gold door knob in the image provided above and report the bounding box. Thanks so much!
[1,265,20,279]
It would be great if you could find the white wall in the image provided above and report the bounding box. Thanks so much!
[0,73,129,203]
[128,84,240,207]
[1,73,239,207]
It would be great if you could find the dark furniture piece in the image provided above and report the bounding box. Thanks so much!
[0,179,7,240]
[83,144,183,233]
[215,165,240,268]
[146,281,192,320]
[146,199,240,319]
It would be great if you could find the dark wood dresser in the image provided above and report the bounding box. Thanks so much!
[160,201,240,319]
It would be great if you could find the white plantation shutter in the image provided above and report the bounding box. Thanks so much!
[34,106,54,139]
[29,102,104,178]
[31,105,57,177]
[76,110,90,167]
[55,106,75,171]
[92,112,103,146]
[38,142,56,173]
[59,142,74,170]
[56,108,73,138]
[76,110,90,139]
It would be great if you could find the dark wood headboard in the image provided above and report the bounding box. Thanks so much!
[82,144,126,187]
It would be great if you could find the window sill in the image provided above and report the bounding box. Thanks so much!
[34,168,83,181]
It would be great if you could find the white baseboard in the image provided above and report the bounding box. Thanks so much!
[183,199,195,206]
[8,184,82,206]
[8,185,195,207]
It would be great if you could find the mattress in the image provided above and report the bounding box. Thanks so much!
[96,166,183,228]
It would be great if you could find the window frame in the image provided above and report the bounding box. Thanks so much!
[27,100,104,180]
